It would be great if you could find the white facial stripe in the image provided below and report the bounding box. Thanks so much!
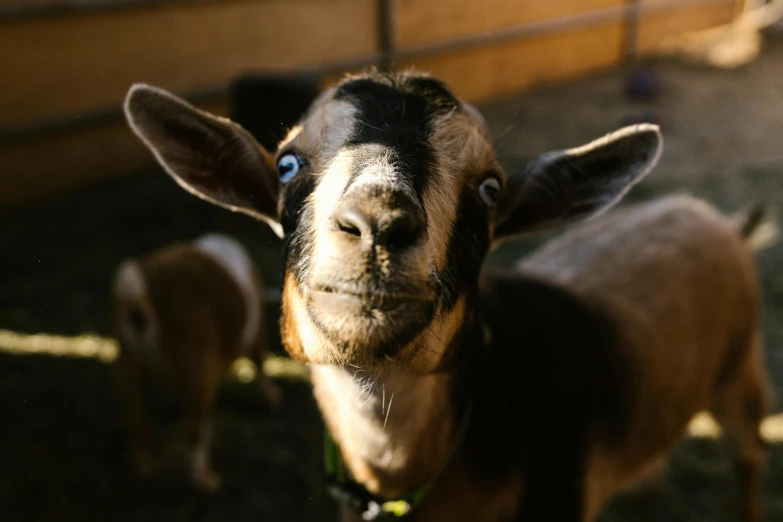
[347,146,414,198]
[194,233,260,353]
[310,149,355,256]
[309,145,419,280]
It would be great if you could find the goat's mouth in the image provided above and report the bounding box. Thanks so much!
[309,282,432,309]
[304,280,437,360]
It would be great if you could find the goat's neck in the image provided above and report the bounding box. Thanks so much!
[310,363,456,498]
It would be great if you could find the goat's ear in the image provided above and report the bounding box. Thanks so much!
[493,124,662,241]
[124,83,283,238]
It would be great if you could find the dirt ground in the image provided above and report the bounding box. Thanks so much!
[2,26,783,522]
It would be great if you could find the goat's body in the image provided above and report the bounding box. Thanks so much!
[122,73,771,520]
[112,233,280,491]
[319,195,771,522]
[115,238,254,369]
[508,195,771,520]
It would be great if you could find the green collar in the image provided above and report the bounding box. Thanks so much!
[323,399,474,520]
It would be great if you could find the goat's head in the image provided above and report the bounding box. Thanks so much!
[124,70,662,373]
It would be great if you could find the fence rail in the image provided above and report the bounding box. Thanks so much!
[0,0,740,206]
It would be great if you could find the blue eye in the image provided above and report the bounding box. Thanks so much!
[277,153,302,183]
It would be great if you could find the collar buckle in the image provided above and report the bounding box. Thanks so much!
[325,479,410,520]
[362,499,411,520]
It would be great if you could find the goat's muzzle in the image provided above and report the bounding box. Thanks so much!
[304,185,436,361]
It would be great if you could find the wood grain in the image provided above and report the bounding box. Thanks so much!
[0,0,378,128]
[0,99,228,207]
[393,0,623,47]
[401,22,623,103]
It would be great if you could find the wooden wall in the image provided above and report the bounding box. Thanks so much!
[0,0,736,207]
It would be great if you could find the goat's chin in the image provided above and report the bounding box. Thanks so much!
[304,285,436,369]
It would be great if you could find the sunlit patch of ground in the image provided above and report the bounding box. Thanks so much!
[2,328,780,445]
[688,411,783,443]
[0,328,118,361]
[0,328,309,382]
[0,329,328,522]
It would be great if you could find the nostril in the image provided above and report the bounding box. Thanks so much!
[330,190,425,249]
[379,214,425,250]
[334,208,372,240]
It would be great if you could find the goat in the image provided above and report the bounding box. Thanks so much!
[112,233,281,492]
[122,71,774,521]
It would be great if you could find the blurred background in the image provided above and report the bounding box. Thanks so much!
[2,0,783,521]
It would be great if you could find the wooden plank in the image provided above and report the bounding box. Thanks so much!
[400,22,623,104]
[637,0,736,54]
[0,0,217,12]
[393,0,623,47]
[0,99,228,207]
[0,0,378,129]
[1,0,739,208]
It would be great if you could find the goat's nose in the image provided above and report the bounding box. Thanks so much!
[330,190,425,250]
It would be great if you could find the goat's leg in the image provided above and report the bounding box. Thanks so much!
[181,352,223,493]
[249,321,282,408]
[711,332,771,522]
[257,371,283,408]
[116,351,156,479]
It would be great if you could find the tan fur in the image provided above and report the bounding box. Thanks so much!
[518,195,772,521]
[426,109,500,273]
[312,366,454,497]
[112,234,281,492]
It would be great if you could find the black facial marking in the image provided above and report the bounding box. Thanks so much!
[439,187,492,311]
[281,171,318,286]
[335,72,459,200]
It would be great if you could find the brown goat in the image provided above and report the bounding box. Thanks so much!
[112,233,281,492]
[122,71,774,521]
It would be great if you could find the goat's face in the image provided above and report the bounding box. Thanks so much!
[124,70,663,373]
[275,74,501,371]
